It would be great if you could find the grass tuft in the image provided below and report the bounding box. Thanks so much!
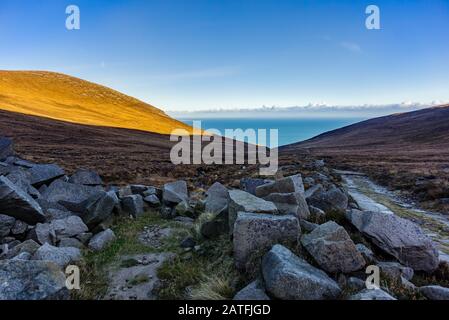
[72,211,187,300]
[156,235,241,300]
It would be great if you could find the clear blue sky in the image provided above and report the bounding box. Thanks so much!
[1,0,448,111]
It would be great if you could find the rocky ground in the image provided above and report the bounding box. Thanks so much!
[1,136,449,300]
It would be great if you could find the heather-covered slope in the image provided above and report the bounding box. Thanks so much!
[284,105,449,151]
[282,105,449,211]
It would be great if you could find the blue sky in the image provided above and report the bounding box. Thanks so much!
[0,0,448,111]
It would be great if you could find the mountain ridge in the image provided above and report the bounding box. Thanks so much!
[283,104,449,150]
[281,104,449,211]
[0,70,191,135]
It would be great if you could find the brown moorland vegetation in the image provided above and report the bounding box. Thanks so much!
[282,105,449,212]
[0,109,260,189]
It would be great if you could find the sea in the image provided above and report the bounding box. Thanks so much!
[179,118,367,147]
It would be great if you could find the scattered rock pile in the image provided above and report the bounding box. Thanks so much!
[1,136,448,300]
[0,138,166,299]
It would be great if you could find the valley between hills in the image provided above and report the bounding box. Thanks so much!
[1,70,449,301]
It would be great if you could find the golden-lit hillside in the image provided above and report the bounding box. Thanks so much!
[0,70,192,135]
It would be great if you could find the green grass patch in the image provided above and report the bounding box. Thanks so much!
[128,274,150,286]
[156,235,242,300]
[72,211,189,300]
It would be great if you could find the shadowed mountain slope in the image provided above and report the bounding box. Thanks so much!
[281,105,449,210]
[284,104,449,151]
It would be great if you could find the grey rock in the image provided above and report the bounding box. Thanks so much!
[107,189,122,213]
[308,205,326,221]
[38,184,48,194]
[303,177,315,186]
[32,243,81,268]
[355,243,376,264]
[228,190,278,234]
[121,194,145,218]
[377,261,414,281]
[45,208,74,221]
[262,245,341,300]
[29,164,65,187]
[205,182,229,214]
[28,186,41,199]
[400,276,417,291]
[0,176,45,224]
[301,221,365,273]
[81,191,117,228]
[58,237,84,249]
[6,168,40,199]
[11,220,29,238]
[299,219,319,233]
[346,210,439,272]
[0,244,7,257]
[307,185,348,213]
[240,178,273,195]
[5,239,40,259]
[88,229,116,252]
[42,179,102,211]
[233,279,270,300]
[0,163,10,177]
[0,214,15,237]
[419,285,449,300]
[76,232,93,245]
[349,288,396,300]
[255,174,305,198]
[28,223,55,245]
[234,213,300,271]
[143,194,161,207]
[305,184,324,199]
[314,159,326,168]
[346,277,367,291]
[68,169,103,186]
[180,237,196,248]
[50,216,89,239]
[91,215,114,234]
[130,185,148,195]
[1,239,19,250]
[263,192,310,220]
[0,260,68,300]
[117,185,132,198]
[312,172,331,183]
[0,137,13,161]
[0,237,15,245]
[11,251,32,261]
[37,199,74,220]
[163,180,188,205]
[200,211,229,239]
[173,216,195,226]
[160,206,176,219]
[143,186,162,198]
[13,159,36,168]
[175,201,195,218]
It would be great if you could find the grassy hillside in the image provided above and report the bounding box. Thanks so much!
[0,70,191,135]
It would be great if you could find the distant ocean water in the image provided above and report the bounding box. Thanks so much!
[179,118,367,147]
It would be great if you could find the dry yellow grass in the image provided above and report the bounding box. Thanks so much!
[0,70,192,135]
